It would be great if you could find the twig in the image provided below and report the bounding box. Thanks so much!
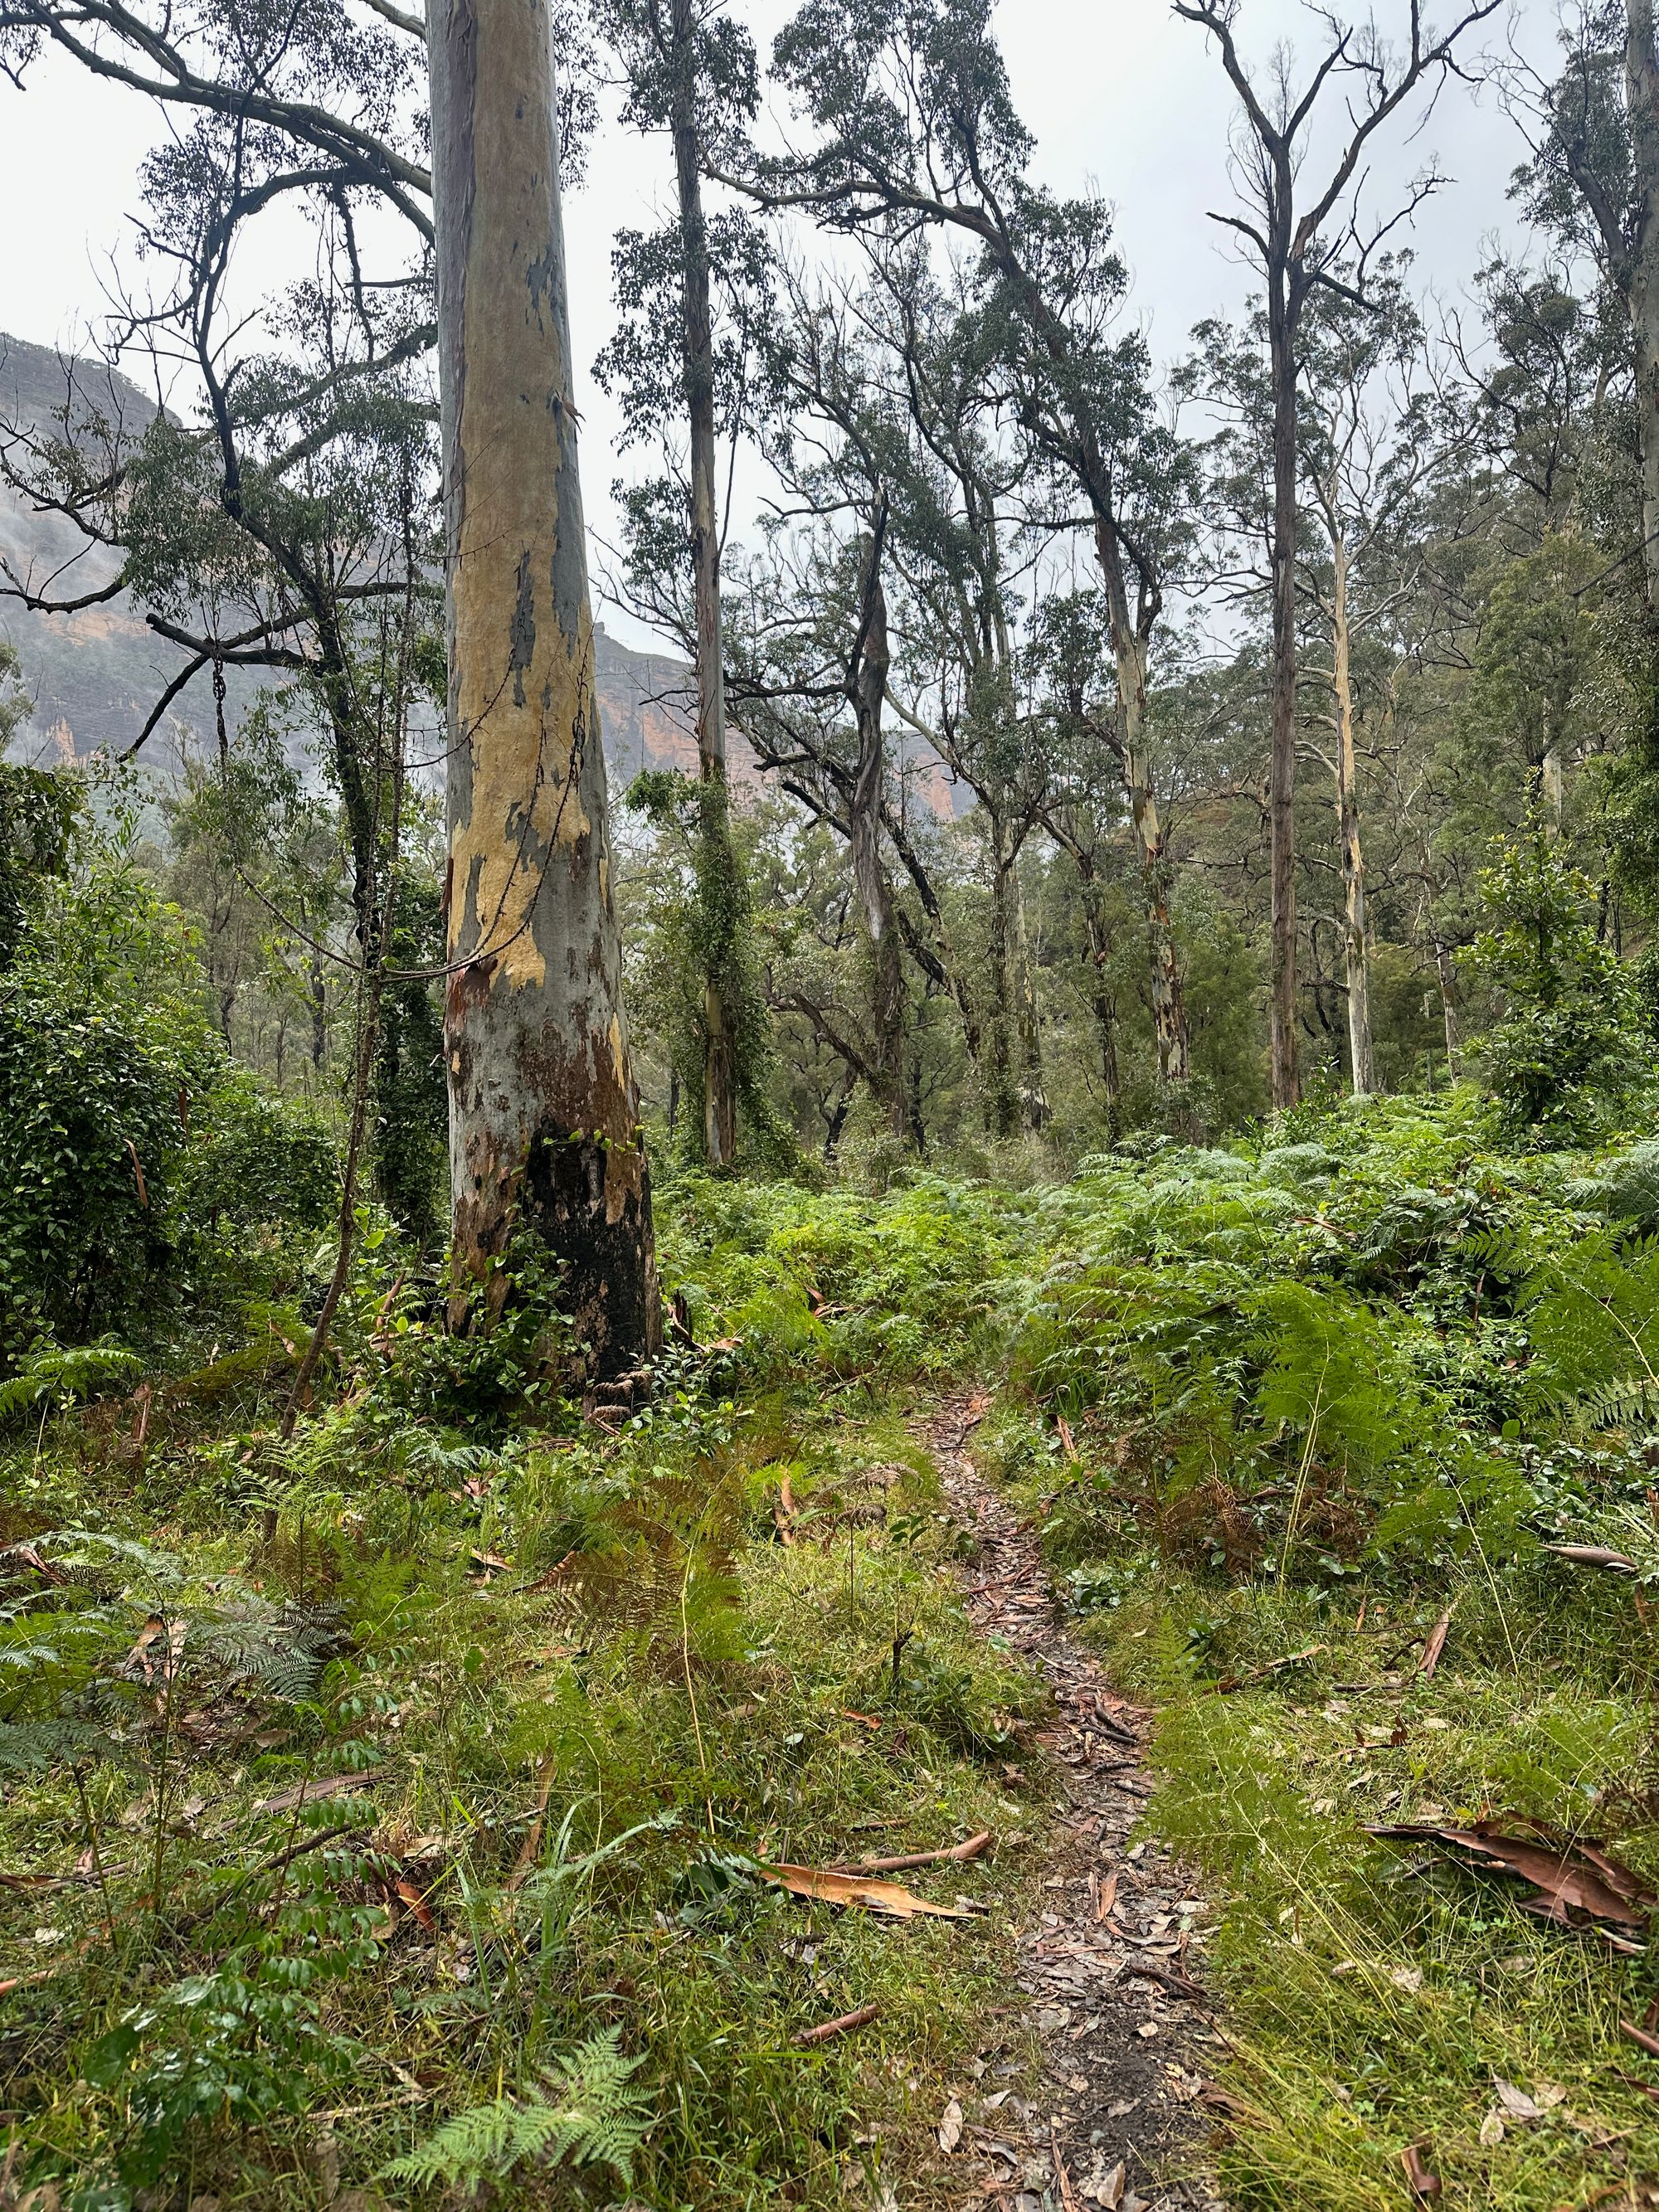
[1125,1957,1210,2005]
[794,2001,880,2045]
[829,1830,993,1875]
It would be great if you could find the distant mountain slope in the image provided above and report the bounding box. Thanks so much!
[0,333,701,789]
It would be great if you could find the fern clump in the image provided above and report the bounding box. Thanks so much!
[382,2030,650,2191]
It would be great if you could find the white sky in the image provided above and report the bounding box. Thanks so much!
[0,0,1558,654]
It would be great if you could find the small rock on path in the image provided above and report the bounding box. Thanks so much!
[923,1394,1229,2212]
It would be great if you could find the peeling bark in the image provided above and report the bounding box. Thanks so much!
[430,0,659,1373]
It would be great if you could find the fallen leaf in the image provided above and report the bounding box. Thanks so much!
[1057,1416,1078,1461]
[1479,2112,1505,2146]
[1493,2078,1541,2122]
[392,1877,435,1931]
[1,1544,65,1583]
[124,1613,167,1683]
[938,2097,964,2152]
[1418,1612,1452,1680]
[1097,2161,1126,2210]
[1401,2142,1442,2200]
[1367,1818,1654,1934]
[761,1862,975,1918]
[1096,1871,1118,1923]
[1389,1966,1423,1993]
[1541,1544,1639,1573]
[840,1709,883,1730]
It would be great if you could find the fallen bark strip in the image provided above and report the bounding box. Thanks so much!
[795,2001,879,2045]
[829,1830,992,1875]
[1124,1956,1210,2005]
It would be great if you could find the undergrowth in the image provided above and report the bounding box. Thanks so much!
[0,1174,1035,2212]
[1001,1091,1659,2210]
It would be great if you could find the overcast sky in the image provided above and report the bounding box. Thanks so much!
[0,0,1559,653]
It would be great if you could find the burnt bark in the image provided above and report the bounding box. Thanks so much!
[430,0,659,1373]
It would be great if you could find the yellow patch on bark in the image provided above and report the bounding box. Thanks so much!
[445,0,596,994]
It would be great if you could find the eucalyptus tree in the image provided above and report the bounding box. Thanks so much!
[736,0,1195,1091]
[726,263,984,1140]
[1508,2,1659,610]
[591,0,779,1167]
[427,0,659,1366]
[1293,273,1444,1095]
[1174,0,1501,1106]
[0,104,446,1283]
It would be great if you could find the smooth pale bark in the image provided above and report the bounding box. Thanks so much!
[849,548,907,1138]
[1630,0,1659,620]
[430,0,659,1373]
[1328,533,1375,1096]
[1433,929,1460,1074]
[1092,523,1190,1086]
[1266,269,1301,1109]
[668,0,737,1167]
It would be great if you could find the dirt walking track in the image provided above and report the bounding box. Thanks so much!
[922,1395,1230,2212]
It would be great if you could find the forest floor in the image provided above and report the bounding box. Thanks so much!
[12,1123,1659,2210]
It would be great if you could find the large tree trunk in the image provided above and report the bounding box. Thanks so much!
[669,0,738,1169]
[849,552,907,1138]
[1267,269,1301,1108]
[1330,533,1375,1096]
[1091,518,1190,1085]
[430,0,659,1374]
[1630,0,1659,620]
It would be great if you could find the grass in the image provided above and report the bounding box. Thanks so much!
[15,1100,1659,2210]
[0,1183,1045,2212]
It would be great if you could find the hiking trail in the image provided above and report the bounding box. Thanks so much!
[922,1393,1231,2212]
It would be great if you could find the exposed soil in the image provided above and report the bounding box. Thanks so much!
[922,1395,1230,2212]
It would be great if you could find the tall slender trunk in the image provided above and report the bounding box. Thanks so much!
[1267,264,1301,1108]
[430,0,659,1373]
[669,0,737,1169]
[1433,931,1460,1075]
[1073,853,1122,1133]
[1091,518,1189,1084]
[985,806,1017,1138]
[1629,0,1659,621]
[310,949,327,1071]
[1330,532,1374,1096]
[1011,861,1048,1130]
[849,550,907,1138]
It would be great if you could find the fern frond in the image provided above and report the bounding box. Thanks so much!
[381,2029,649,2190]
